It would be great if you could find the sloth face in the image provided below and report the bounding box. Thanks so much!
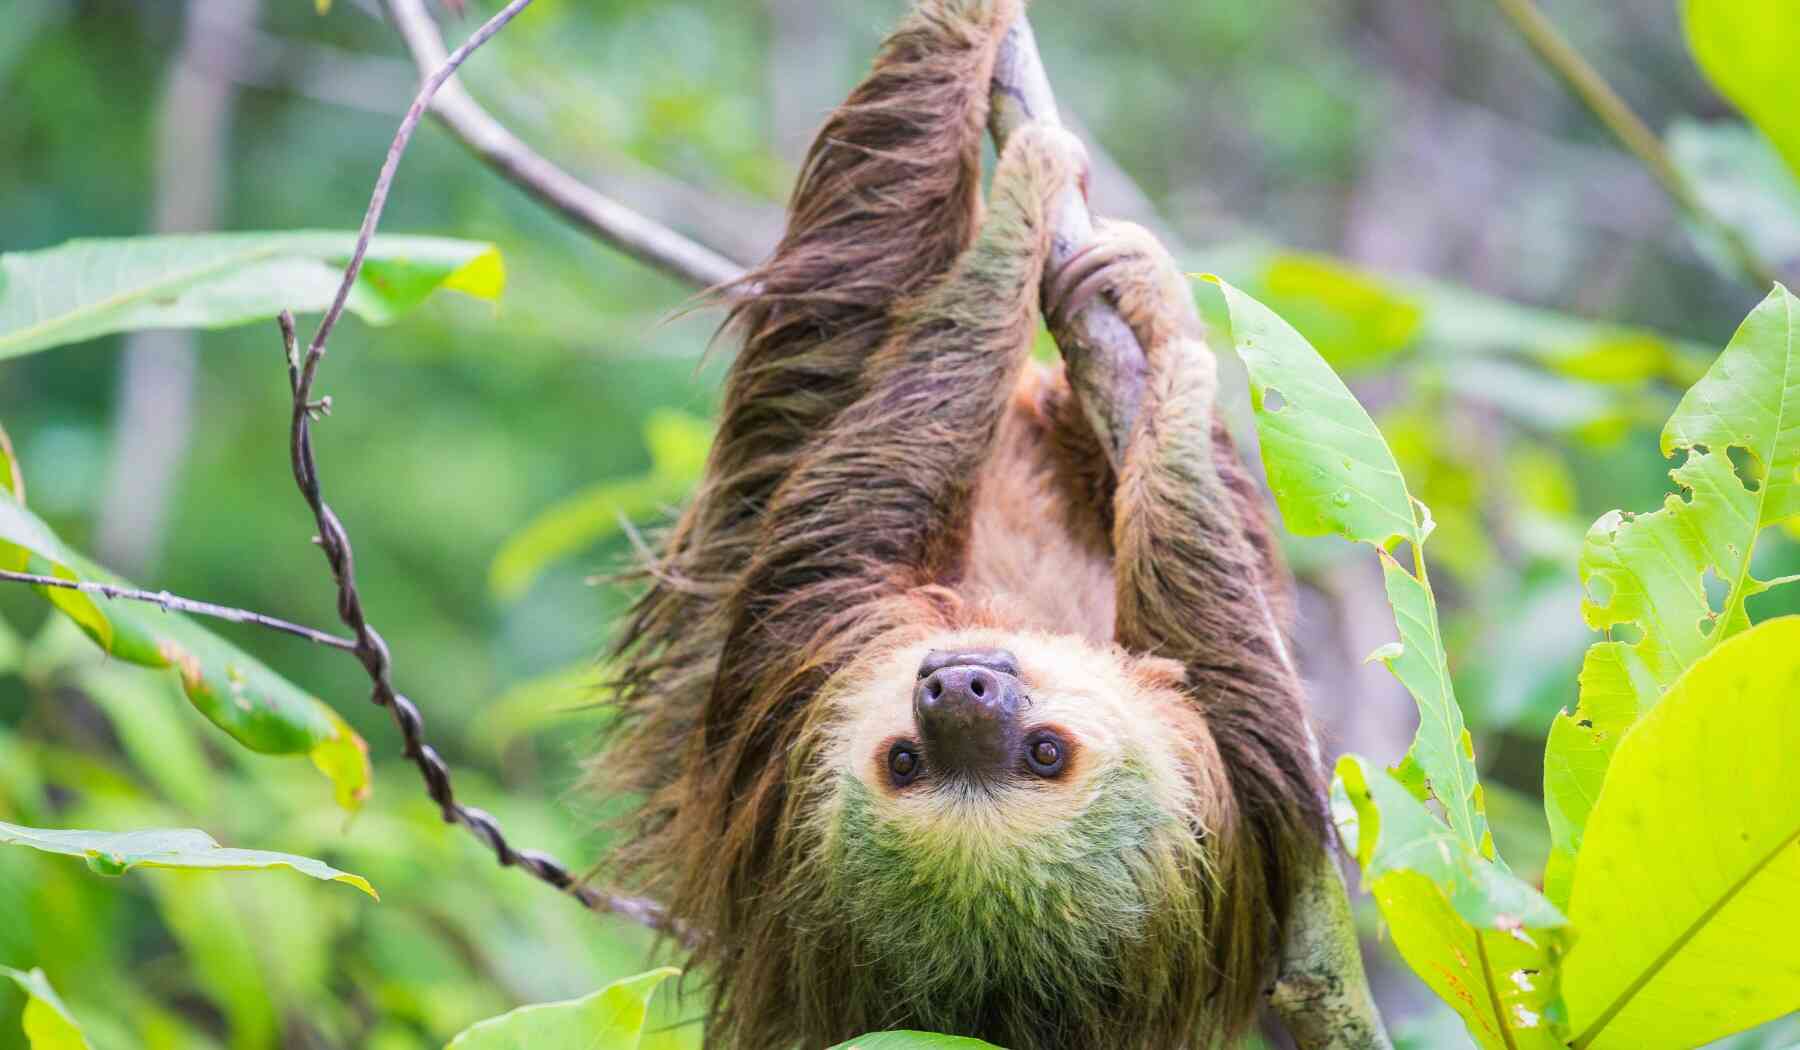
[805,629,1217,1006]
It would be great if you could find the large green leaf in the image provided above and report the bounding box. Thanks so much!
[1333,757,1567,1050]
[0,820,374,898]
[1208,275,1492,858]
[1543,284,1800,907]
[444,967,679,1050]
[0,967,93,1050]
[489,410,712,601]
[827,1035,1004,1049]
[0,488,370,810]
[1683,1,1800,182]
[0,231,505,359]
[1562,617,1800,1050]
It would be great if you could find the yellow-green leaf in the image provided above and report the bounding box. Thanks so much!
[489,410,712,601]
[1333,757,1567,1050]
[0,967,94,1050]
[1683,0,1800,181]
[1257,252,1423,373]
[0,820,375,898]
[444,967,679,1050]
[0,232,505,359]
[0,487,370,810]
[1545,284,1800,907]
[1563,617,1800,1050]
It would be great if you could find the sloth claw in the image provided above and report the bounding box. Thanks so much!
[1043,236,1148,334]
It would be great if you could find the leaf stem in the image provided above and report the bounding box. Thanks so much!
[1490,0,1779,290]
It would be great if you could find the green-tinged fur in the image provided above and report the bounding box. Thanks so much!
[826,764,1206,1028]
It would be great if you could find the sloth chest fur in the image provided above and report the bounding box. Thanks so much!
[958,363,1117,644]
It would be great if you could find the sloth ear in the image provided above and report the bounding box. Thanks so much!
[1126,654,1187,691]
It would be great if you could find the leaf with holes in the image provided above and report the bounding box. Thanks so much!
[1543,284,1800,908]
[0,486,370,810]
[0,231,504,359]
[0,820,375,897]
[445,967,679,1049]
[1207,275,1491,858]
[1562,617,1800,1050]
[1333,756,1567,1050]
[1,966,93,1050]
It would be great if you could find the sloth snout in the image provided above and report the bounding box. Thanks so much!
[914,651,1026,778]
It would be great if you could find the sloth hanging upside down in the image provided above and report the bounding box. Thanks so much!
[596,2,1389,1048]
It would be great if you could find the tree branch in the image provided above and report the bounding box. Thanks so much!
[1490,0,1779,290]
[381,0,745,291]
[0,569,356,652]
[278,0,691,943]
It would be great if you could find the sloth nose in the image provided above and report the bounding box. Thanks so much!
[914,649,1026,778]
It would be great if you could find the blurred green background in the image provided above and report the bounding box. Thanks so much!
[2,0,1797,1047]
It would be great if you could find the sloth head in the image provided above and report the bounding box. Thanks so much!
[787,627,1237,1035]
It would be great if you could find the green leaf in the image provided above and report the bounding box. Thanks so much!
[489,410,712,601]
[0,820,375,898]
[0,967,94,1050]
[467,664,609,761]
[1683,0,1800,182]
[1333,757,1567,1050]
[444,967,680,1050]
[0,487,371,810]
[1544,284,1800,907]
[0,232,505,359]
[1257,252,1424,373]
[827,1035,1004,1049]
[0,421,22,502]
[1207,275,1491,858]
[1563,617,1800,1050]
[1669,120,1800,273]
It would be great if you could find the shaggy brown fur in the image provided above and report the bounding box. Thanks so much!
[597,2,1326,1046]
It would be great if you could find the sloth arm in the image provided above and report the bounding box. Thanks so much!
[703,125,1086,768]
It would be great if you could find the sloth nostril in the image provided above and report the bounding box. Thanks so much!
[970,676,986,698]
[926,676,943,700]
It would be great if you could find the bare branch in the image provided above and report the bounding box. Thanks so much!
[276,3,692,942]
[382,0,745,291]
[0,569,356,652]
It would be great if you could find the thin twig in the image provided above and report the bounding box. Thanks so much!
[382,0,744,290]
[277,0,690,943]
[0,569,357,652]
[1490,0,1779,290]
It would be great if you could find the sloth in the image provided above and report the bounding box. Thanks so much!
[597,1,1328,1047]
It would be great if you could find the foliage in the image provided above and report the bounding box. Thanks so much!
[0,233,503,360]
[1561,620,1800,1049]
[1219,275,1800,1050]
[1682,0,1800,181]
[444,968,679,1050]
[0,820,374,897]
[0,438,371,810]
[0,968,91,1050]
[1209,275,1492,856]
[4,2,1800,1049]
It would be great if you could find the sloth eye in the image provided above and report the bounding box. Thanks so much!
[887,742,922,786]
[1024,731,1068,778]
